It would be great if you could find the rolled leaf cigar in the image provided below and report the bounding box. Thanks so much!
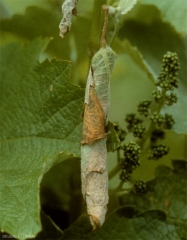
[81,45,117,229]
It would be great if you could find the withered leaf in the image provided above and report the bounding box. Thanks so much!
[81,86,107,145]
[59,0,78,38]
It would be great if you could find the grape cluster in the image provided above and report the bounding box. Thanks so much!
[134,180,147,194]
[165,93,178,106]
[114,123,127,142]
[125,114,143,132]
[123,142,141,163]
[119,171,131,182]
[157,52,180,91]
[152,90,162,102]
[151,129,165,142]
[164,113,175,129]
[120,156,139,173]
[116,51,181,186]
[148,143,169,160]
[137,100,152,117]
[123,142,141,169]
[150,112,165,126]
[120,142,141,182]
[132,124,146,138]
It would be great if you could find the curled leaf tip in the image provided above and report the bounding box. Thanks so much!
[59,0,78,38]
[89,205,107,230]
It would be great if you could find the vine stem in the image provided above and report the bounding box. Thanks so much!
[110,179,133,194]
[109,163,120,180]
[117,147,121,163]
[100,5,109,48]
[109,148,121,180]
[137,87,167,150]
[109,17,121,47]
[155,88,167,113]
[88,0,106,56]
[115,181,124,191]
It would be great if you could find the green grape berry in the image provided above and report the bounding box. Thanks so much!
[119,170,131,182]
[124,142,141,158]
[120,158,139,173]
[148,143,169,160]
[157,52,180,91]
[134,180,147,194]
[125,114,143,132]
[164,113,175,129]
[150,112,165,126]
[120,159,127,170]
[137,100,152,117]
[157,79,174,91]
[152,90,162,102]
[170,76,179,88]
[151,129,165,142]
[133,124,146,138]
[165,93,178,105]
[120,158,132,171]
[123,142,141,169]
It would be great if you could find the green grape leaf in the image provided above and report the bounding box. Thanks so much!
[0,6,70,59]
[119,160,187,239]
[34,211,63,240]
[140,0,187,35]
[109,52,156,128]
[109,0,137,15]
[0,0,12,20]
[117,0,138,15]
[118,4,187,87]
[114,38,157,84]
[0,6,91,62]
[118,4,187,134]
[0,38,84,238]
[63,215,92,239]
[64,207,180,239]
[1,0,45,15]
[0,37,120,238]
[153,161,187,221]
[106,121,121,152]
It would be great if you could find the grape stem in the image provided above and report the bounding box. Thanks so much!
[137,86,167,152]
[109,161,121,180]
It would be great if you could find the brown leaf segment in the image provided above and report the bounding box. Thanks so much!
[81,86,107,145]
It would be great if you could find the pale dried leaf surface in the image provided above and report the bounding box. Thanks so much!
[59,0,78,38]
[92,46,117,122]
[109,0,137,15]
[81,139,108,228]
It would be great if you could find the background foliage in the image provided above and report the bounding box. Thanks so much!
[0,0,186,239]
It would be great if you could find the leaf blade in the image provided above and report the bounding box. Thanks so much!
[0,38,84,237]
